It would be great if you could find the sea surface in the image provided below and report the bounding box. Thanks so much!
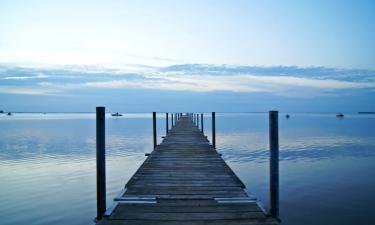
[1,113,375,225]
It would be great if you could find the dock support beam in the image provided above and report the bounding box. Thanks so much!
[269,110,279,219]
[201,113,204,133]
[153,112,157,148]
[96,106,106,220]
[212,112,216,148]
[166,113,169,134]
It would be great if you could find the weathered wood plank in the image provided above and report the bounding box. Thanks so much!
[98,219,279,225]
[110,211,266,220]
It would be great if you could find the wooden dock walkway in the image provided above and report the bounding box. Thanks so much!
[97,115,279,225]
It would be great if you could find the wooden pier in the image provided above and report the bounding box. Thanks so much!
[96,113,279,225]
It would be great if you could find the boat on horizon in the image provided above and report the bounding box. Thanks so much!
[336,113,344,118]
[7,112,12,116]
[111,112,123,117]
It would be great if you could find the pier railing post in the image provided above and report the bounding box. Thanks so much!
[172,113,174,127]
[197,113,199,127]
[166,113,169,135]
[96,106,106,220]
[201,113,204,133]
[269,110,279,219]
[212,112,216,148]
[153,112,157,148]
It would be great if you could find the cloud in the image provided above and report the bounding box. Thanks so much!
[161,64,375,82]
[1,63,374,97]
[0,86,54,95]
[82,76,259,93]
[64,73,375,97]
[2,73,49,80]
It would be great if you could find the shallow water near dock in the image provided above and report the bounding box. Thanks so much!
[1,113,375,225]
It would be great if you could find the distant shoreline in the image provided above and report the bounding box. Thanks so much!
[358,112,375,114]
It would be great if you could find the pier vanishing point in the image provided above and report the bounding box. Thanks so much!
[95,110,280,225]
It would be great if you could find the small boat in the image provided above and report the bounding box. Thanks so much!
[336,113,344,118]
[286,114,290,119]
[7,112,12,116]
[111,112,123,117]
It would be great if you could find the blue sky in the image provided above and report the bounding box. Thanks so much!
[0,0,374,112]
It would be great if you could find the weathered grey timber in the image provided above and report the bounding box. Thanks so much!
[97,115,278,225]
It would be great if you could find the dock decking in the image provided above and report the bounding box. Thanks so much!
[97,115,278,225]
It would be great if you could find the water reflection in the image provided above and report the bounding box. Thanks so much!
[217,133,375,163]
[214,113,375,163]
[1,113,375,225]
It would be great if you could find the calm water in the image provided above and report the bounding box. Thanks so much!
[1,113,375,225]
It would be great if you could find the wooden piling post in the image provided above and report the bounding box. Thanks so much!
[269,110,279,219]
[201,113,204,133]
[153,112,157,148]
[212,112,216,148]
[172,113,174,127]
[166,113,169,134]
[96,106,106,220]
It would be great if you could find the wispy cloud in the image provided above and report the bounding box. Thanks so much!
[2,73,49,80]
[161,64,375,82]
[1,64,374,96]
[0,86,55,95]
